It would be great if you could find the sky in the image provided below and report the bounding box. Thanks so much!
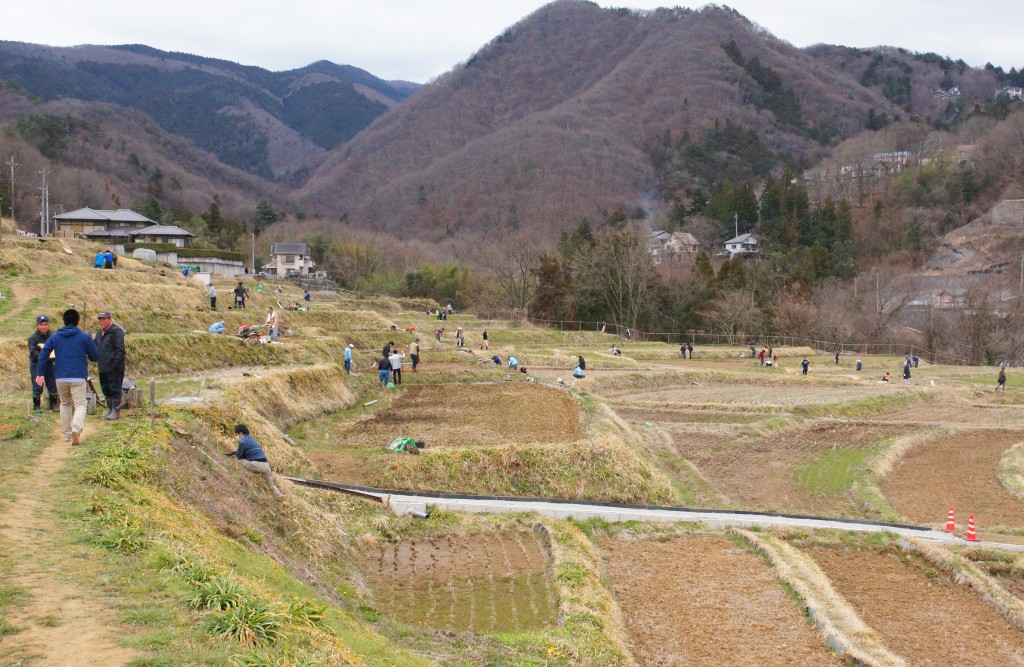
[2,1,1021,83]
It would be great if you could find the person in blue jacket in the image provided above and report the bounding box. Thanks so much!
[35,309,99,445]
[226,424,283,496]
[94,251,104,269]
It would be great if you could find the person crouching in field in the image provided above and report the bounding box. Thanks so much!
[227,424,283,496]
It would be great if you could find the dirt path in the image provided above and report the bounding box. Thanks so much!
[883,429,1024,529]
[0,424,137,666]
[811,546,1024,666]
[600,536,843,666]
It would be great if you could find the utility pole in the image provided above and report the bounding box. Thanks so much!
[734,212,739,238]
[251,231,256,274]
[5,156,18,223]
[38,168,50,237]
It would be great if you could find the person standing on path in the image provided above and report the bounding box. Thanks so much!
[344,344,354,375]
[409,338,420,372]
[207,283,217,311]
[903,362,911,385]
[35,309,98,446]
[377,355,391,385]
[834,351,840,365]
[680,343,687,359]
[997,365,1007,391]
[94,311,126,420]
[687,343,693,359]
[801,357,810,375]
[481,329,489,350]
[227,424,283,496]
[389,349,405,384]
[266,307,279,342]
[28,315,58,413]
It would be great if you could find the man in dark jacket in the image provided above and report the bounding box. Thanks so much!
[36,309,98,445]
[226,424,283,496]
[95,311,126,420]
[28,315,58,413]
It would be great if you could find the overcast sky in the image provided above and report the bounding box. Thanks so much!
[3,1,1021,82]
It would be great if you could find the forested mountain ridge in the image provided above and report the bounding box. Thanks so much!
[0,41,418,180]
[297,0,1005,243]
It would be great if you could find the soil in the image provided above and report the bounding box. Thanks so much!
[0,425,137,666]
[600,536,843,666]
[623,384,893,409]
[883,430,1024,529]
[870,401,1024,428]
[679,422,913,515]
[362,531,556,633]
[332,382,580,449]
[810,546,1024,666]
[614,407,765,424]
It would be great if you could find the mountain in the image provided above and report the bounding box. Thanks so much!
[0,41,418,181]
[298,0,1002,242]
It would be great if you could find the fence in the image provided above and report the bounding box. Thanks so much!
[518,317,973,366]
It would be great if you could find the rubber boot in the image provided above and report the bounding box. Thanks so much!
[102,402,112,418]
[32,395,42,414]
[49,395,59,412]
[105,399,120,420]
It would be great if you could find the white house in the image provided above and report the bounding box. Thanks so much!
[264,243,315,277]
[724,233,759,258]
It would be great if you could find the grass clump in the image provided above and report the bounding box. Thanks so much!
[203,598,286,648]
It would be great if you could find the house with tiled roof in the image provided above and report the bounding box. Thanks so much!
[263,243,315,277]
[53,207,155,240]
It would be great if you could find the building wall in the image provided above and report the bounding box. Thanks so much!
[991,200,1024,226]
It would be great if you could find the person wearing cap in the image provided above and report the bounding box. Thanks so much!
[343,343,354,374]
[36,309,98,445]
[94,311,126,420]
[207,283,217,311]
[28,315,58,413]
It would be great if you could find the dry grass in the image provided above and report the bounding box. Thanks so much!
[369,431,681,505]
[998,443,1024,504]
[539,519,636,666]
[735,529,905,667]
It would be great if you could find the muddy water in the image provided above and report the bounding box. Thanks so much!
[363,531,557,633]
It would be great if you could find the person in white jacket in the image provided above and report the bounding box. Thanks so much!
[389,350,405,384]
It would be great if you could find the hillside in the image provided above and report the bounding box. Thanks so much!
[0,41,418,180]
[2,237,1024,664]
[298,1,1001,242]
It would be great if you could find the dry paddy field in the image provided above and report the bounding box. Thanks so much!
[883,429,1024,530]
[809,545,1024,666]
[600,536,844,666]
[870,399,1024,428]
[618,382,896,410]
[361,531,556,633]
[676,421,915,515]
[331,382,580,448]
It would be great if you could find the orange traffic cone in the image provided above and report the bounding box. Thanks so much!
[944,507,956,532]
[965,515,979,542]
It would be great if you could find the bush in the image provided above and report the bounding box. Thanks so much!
[187,574,249,612]
[203,599,285,648]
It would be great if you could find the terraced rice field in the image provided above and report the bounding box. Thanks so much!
[870,400,1024,427]
[600,536,843,666]
[810,546,1024,665]
[332,382,580,448]
[883,430,1024,529]
[363,532,556,633]
[621,383,897,409]
[676,422,914,515]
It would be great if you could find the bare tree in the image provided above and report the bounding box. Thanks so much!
[704,290,762,344]
[483,228,544,314]
[576,229,657,330]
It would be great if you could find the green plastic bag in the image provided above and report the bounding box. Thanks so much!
[388,437,416,452]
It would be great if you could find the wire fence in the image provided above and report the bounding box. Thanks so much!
[519,317,973,366]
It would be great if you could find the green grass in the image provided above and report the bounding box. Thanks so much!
[794,447,878,496]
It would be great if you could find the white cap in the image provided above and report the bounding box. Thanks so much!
[348,344,354,348]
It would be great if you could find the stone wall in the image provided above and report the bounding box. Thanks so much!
[990,199,1024,225]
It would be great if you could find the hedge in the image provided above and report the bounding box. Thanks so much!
[124,243,245,262]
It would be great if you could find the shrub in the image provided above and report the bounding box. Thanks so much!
[187,574,248,612]
[97,518,150,554]
[285,598,330,631]
[203,599,285,648]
